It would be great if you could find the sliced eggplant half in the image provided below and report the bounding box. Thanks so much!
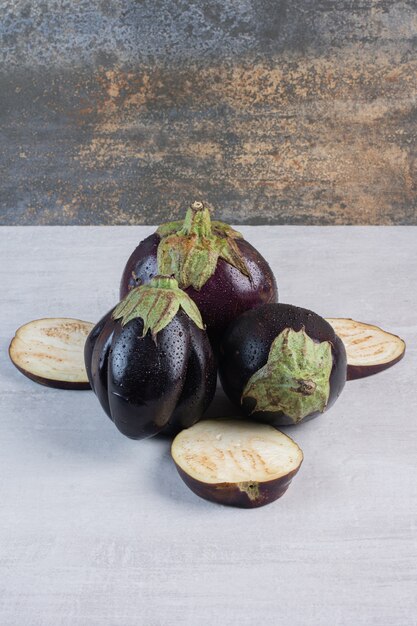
[9,318,94,389]
[171,419,303,508]
[326,318,406,380]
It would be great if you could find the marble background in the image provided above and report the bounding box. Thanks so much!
[1,0,416,224]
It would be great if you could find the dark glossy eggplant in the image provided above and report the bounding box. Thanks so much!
[85,276,217,439]
[326,317,406,380]
[219,303,347,426]
[120,201,277,342]
[172,420,303,508]
[9,318,94,389]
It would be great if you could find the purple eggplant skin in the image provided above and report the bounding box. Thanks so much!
[218,303,347,426]
[84,310,217,440]
[120,233,278,342]
[84,309,115,417]
[120,233,159,296]
[174,463,301,509]
[8,358,91,390]
[347,354,405,381]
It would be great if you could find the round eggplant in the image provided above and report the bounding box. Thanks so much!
[85,276,217,439]
[9,318,94,389]
[120,201,277,342]
[219,303,347,426]
[171,419,303,508]
[326,317,406,380]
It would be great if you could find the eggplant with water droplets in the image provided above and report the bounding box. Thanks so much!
[120,201,278,342]
[326,318,406,380]
[172,419,303,508]
[9,318,93,389]
[85,276,217,439]
[219,303,347,426]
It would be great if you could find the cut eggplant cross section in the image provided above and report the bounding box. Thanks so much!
[326,318,405,380]
[172,420,303,508]
[9,318,94,389]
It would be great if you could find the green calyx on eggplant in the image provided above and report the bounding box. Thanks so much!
[219,303,347,426]
[85,276,217,440]
[243,327,333,422]
[157,201,251,290]
[112,275,204,338]
[120,201,278,341]
[172,420,303,508]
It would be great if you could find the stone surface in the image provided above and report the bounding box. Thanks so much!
[1,225,416,625]
[1,1,417,224]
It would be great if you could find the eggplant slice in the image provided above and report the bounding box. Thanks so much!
[172,419,303,508]
[9,318,94,389]
[326,318,405,380]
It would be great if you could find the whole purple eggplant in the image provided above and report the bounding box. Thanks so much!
[120,202,278,342]
[219,303,347,426]
[85,276,217,439]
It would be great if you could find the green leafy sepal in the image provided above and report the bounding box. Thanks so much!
[242,327,333,423]
[155,201,251,291]
[112,275,204,339]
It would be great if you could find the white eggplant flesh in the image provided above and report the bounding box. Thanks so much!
[172,419,303,508]
[326,318,405,380]
[9,318,94,389]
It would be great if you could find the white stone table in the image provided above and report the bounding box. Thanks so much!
[1,226,416,626]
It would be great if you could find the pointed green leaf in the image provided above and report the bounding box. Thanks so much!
[156,220,184,237]
[180,240,219,290]
[143,293,180,338]
[218,237,251,280]
[177,292,204,330]
[211,221,243,239]
[157,238,181,279]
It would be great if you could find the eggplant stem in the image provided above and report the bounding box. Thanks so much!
[294,379,317,396]
[178,202,213,238]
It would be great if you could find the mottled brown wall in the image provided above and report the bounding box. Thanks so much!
[1,0,416,224]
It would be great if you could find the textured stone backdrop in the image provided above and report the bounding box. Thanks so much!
[1,0,416,225]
